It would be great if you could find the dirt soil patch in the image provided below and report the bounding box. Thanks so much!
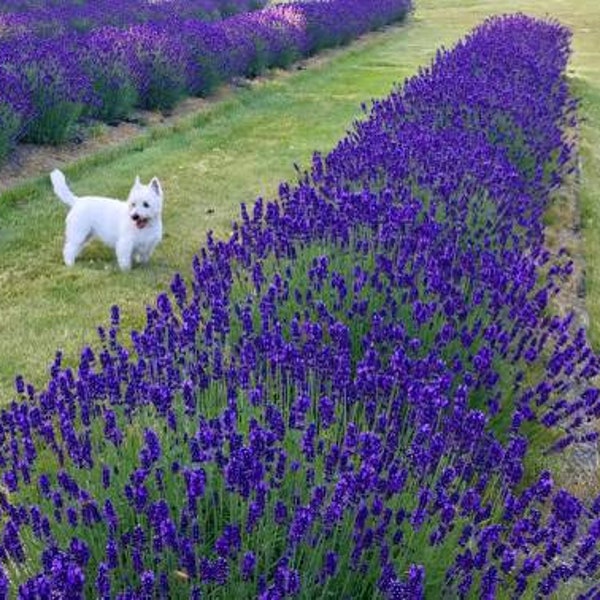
[0,95,222,193]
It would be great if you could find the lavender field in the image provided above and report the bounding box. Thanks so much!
[0,8,599,598]
[0,0,266,32]
[0,0,411,157]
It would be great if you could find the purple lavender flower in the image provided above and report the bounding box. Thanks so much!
[95,562,111,599]
[0,566,8,599]
[241,551,256,581]
[140,570,155,598]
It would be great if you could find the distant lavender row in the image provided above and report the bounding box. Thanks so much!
[0,0,413,158]
[0,0,266,37]
[2,13,598,600]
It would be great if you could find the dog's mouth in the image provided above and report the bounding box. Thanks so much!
[132,215,150,229]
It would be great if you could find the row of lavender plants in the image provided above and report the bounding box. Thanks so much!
[1,12,599,599]
[0,0,266,36]
[0,0,412,161]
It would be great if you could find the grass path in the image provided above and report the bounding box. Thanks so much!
[1,0,599,402]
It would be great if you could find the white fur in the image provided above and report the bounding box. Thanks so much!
[50,169,164,271]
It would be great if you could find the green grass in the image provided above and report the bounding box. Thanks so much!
[1,0,599,402]
[576,77,600,344]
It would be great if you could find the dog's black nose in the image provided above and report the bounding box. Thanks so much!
[131,214,140,221]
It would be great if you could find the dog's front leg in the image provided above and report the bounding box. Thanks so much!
[138,246,155,265]
[137,239,159,265]
[116,239,133,271]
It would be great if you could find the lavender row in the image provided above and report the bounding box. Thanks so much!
[0,0,265,38]
[0,0,413,159]
[1,12,598,599]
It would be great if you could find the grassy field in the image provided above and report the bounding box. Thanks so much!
[1,0,599,402]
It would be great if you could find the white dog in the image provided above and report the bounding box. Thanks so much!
[50,169,164,271]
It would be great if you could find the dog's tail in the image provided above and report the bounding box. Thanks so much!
[50,169,77,207]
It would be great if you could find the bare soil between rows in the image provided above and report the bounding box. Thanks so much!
[0,94,222,193]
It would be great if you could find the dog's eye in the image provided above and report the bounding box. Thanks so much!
[143,202,149,208]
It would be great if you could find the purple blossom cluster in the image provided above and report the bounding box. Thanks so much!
[1,12,598,600]
[0,0,412,153]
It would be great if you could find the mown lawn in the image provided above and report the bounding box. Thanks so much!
[0,0,599,402]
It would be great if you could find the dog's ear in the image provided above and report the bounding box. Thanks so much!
[150,177,163,198]
[134,175,141,186]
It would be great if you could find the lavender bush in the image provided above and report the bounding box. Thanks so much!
[0,67,30,161]
[1,12,598,600]
[0,0,412,150]
[123,24,191,112]
[82,28,139,124]
[0,34,93,145]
